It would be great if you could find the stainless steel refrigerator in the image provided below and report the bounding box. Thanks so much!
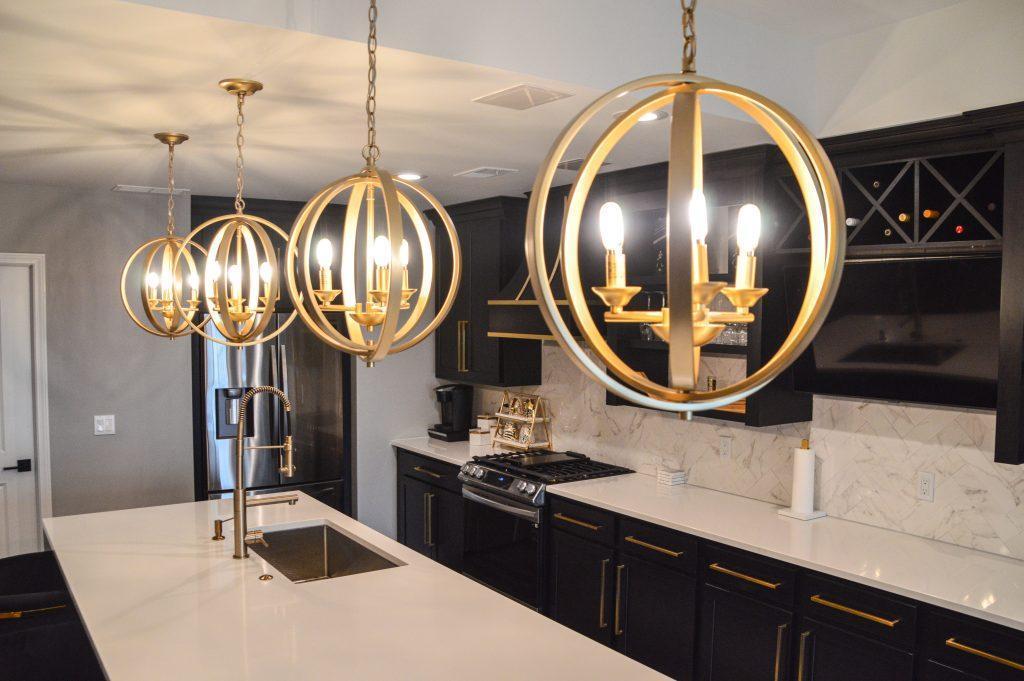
[196,312,351,512]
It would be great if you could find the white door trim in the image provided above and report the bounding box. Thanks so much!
[0,253,52,522]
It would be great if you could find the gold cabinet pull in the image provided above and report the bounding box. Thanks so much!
[422,492,435,547]
[614,563,626,635]
[709,562,782,590]
[809,594,900,628]
[624,535,683,557]
[598,558,610,629]
[774,623,789,681]
[0,604,66,620]
[797,630,812,681]
[553,512,602,531]
[456,320,469,372]
[946,638,1024,671]
[413,465,443,479]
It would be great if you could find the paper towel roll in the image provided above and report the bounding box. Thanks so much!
[791,443,816,515]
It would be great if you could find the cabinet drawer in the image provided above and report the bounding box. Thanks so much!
[701,543,795,609]
[800,572,916,650]
[396,449,461,494]
[616,516,696,574]
[549,497,615,545]
[921,609,1024,681]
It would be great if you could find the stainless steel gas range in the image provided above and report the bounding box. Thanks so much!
[458,450,632,609]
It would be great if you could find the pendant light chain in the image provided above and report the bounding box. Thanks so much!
[362,0,381,167]
[165,141,176,235]
[681,0,697,73]
[234,92,247,213]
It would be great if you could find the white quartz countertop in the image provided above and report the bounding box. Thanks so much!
[391,435,484,467]
[395,437,1024,632]
[44,493,664,680]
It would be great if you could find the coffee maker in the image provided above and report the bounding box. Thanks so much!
[428,384,473,442]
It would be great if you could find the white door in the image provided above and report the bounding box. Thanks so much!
[0,264,40,557]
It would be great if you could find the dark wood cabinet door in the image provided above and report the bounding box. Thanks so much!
[794,618,914,681]
[432,487,464,572]
[399,476,436,560]
[434,212,471,381]
[614,554,697,680]
[549,529,615,646]
[697,583,792,681]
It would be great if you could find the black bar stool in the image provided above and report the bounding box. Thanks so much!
[0,551,105,680]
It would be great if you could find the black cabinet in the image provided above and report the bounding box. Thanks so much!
[919,607,1024,681]
[395,449,463,571]
[616,553,697,680]
[549,529,615,644]
[794,618,914,681]
[548,499,698,679]
[433,197,541,386]
[697,583,792,681]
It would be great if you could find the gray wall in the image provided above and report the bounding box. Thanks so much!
[0,181,194,516]
[354,337,439,538]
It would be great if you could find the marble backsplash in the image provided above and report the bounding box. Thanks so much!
[479,345,1024,561]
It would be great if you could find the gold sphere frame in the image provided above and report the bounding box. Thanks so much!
[525,73,846,412]
[173,213,297,348]
[120,235,206,338]
[286,167,461,363]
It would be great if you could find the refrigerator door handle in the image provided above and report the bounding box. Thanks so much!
[280,344,291,409]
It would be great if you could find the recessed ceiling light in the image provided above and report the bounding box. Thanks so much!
[614,109,669,122]
[397,172,425,181]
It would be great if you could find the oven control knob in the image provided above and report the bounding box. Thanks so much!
[516,481,528,492]
[473,468,484,479]
[525,483,537,494]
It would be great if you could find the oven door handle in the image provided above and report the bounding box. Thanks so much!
[462,487,541,523]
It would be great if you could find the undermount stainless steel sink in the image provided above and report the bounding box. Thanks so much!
[249,522,401,583]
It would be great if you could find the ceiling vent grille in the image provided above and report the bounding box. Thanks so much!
[557,158,611,172]
[454,166,519,179]
[473,84,572,110]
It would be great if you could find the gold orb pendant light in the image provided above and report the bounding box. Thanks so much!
[525,0,846,413]
[174,79,296,347]
[286,0,461,366]
[120,132,206,338]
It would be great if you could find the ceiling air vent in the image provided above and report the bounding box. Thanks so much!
[557,158,611,172]
[454,167,519,179]
[473,84,572,110]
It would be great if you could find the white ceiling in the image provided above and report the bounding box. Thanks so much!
[0,0,971,204]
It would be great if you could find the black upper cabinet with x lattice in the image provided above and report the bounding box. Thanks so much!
[767,102,1024,464]
[771,150,1005,254]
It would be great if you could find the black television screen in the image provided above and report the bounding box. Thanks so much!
[784,255,1001,409]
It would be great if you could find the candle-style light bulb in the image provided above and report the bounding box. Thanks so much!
[316,238,334,269]
[259,261,273,285]
[598,201,627,290]
[399,239,410,267]
[734,203,762,290]
[372,235,391,268]
[207,260,222,282]
[228,264,242,289]
[736,203,762,254]
[145,271,160,297]
[689,189,708,243]
[186,272,199,295]
[599,202,625,252]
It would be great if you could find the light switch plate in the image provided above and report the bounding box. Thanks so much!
[718,436,733,460]
[94,414,115,435]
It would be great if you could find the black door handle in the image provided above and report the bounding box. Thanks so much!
[2,459,31,473]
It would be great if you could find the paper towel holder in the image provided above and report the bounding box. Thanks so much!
[778,439,827,521]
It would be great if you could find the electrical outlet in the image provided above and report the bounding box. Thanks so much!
[718,436,732,460]
[94,414,116,436]
[917,471,935,502]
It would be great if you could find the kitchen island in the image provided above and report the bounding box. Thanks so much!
[44,494,664,680]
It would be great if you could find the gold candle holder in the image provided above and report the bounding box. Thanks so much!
[734,252,757,290]
[693,241,709,284]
